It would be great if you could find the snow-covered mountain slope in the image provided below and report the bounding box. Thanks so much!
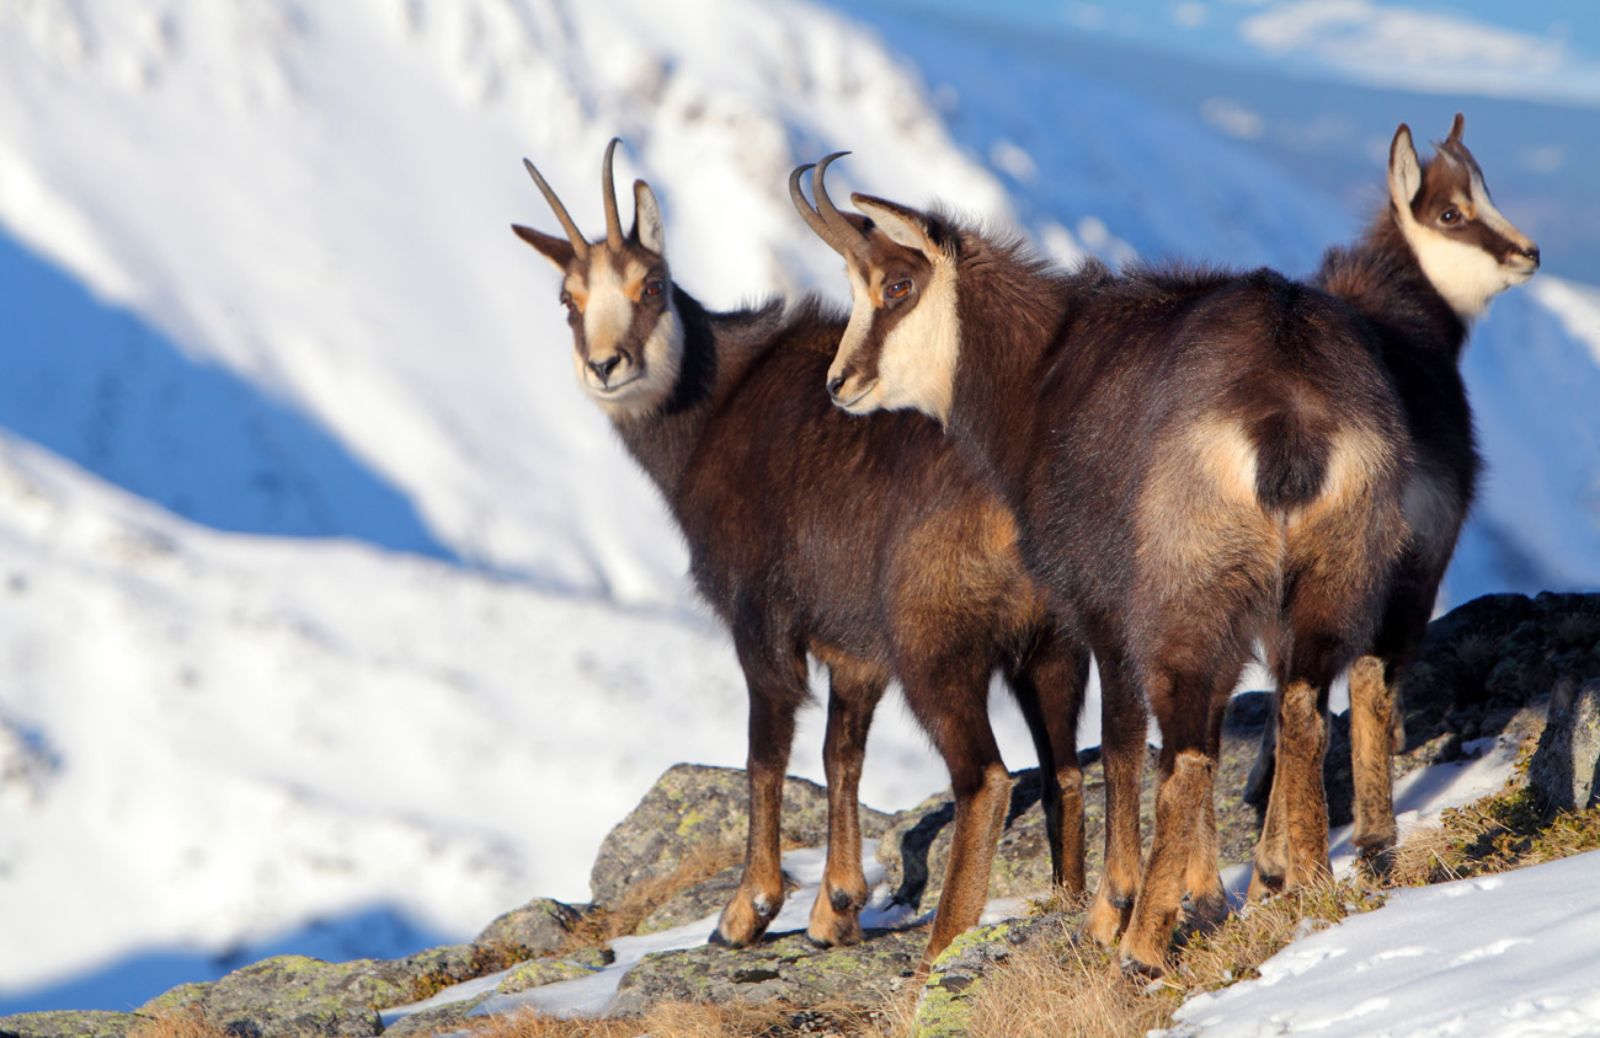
[1,0,1598,1014]
[1169,848,1600,1037]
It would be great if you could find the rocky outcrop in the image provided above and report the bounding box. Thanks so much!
[588,763,892,906]
[0,1012,136,1038]
[1530,677,1600,811]
[473,897,582,958]
[138,955,411,1038]
[610,929,923,1017]
[9,593,1592,1038]
[875,694,1274,915]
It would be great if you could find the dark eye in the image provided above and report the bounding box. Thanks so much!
[644,279,666,298]
[1440,208,1461,225]
[885,278,913,301]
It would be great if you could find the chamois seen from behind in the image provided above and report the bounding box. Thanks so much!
[793,157,1413,973]
[511,140,1102,963]
[1248,114,1539,876]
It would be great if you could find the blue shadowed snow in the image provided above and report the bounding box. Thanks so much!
[0,230,451,559]
[0,905,450,1015]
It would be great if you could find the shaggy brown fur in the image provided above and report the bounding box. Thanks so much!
[513,143,1104,963]
[1246,115,1539,867]
[794,165,1412,974]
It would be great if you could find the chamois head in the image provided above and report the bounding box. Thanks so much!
[513,139,682,415]
[790,155,961,422]
[1387,113,1539,320]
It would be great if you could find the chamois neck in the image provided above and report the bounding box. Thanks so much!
[610,287,780,499]
[1317,213,1468,362]
[947,235,1081,493]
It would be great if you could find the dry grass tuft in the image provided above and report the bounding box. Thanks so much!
[1388,785,1600,886]
[967,929,1177,1038]
[457,995,908,1038]
[562,842,746,953]
[127,1011,234,1038]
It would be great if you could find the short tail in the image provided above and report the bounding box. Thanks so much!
[1250,411,1330,511]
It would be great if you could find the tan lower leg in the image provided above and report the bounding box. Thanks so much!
[924,763,1012,962]
[1278,679,1332,887]
[1085,734,1144,945]
[1120,750,1210,973]
[1184,774,1228,930]
[1348,655,1398,862]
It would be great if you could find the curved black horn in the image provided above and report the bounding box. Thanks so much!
[811,152,869,262]
[522,158,588,259]
[602,137,624,250]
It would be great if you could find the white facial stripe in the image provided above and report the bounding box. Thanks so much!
[875,255,960,422]
[1466,166,1535,252]
[583,258,635,356]
[827,263,878,390]
[1393,161,1533,320]
[586,302,684,417]
[1402,225,1518,319]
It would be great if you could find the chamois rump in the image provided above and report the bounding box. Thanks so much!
[511,140,1103,962]
[793,157,1413,973]
[1248,114,1539,875]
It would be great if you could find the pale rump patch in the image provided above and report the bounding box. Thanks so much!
[1288,425,1389,527]
[1135,416,1279,606]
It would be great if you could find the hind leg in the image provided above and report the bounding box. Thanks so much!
[807,657,889,947]
[715,622,810,947]
[1009,627,1091,895]
[1183,693,1231,931]
[902,656,1012,964]
[1084,649,1147,946]
[1349,577,1433,864]
[1120,662,1242,975]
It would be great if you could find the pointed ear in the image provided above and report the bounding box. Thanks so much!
[631,180,666,254]
[1447,112,1465,144]
[1388,124,1422,216]
[851,193,941,256]
[513,224,576,269]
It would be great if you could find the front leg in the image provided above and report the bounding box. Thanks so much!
[807,658,888,947]
[715,633,807,947]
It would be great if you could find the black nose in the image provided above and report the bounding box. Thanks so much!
[589,355,622,383]
[827,374,847,398]
[1522,245,1541,267]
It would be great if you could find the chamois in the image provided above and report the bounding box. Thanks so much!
[511,140,1097,961]
[1248,114,1539,875]
[793,156,1413,973]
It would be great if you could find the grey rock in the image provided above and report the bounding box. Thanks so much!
[497,947,613,995]
[610,928,922,1016]
[636,863,749,935]
[878,694,1273,913]
[473,897,582,957]
[379,999,487,1038]
[0,1012,136,1038]
[914,915,1075,1038]
[589,763,891,907]
[138,954,411,1038]
[1529,678,1600,811]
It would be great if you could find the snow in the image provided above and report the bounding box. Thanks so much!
[1169,850,1600,1037]
[1,0,1599,1019]
[392,741,1526,1023]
